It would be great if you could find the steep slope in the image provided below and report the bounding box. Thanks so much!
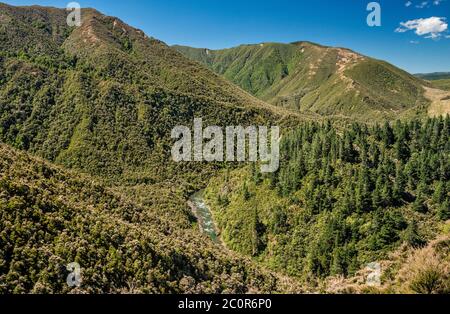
[0,3,308,293]
[0,143,301,293]
[0,3,290,185]
[204,118,450,285]
[174,42,430,121]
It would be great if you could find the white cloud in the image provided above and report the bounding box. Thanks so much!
[416,1,429,8]
[396,17,448,39]
[413,0,445,7]
[425,33,440,38]
[396,27,408,33]
[410,40,420,44]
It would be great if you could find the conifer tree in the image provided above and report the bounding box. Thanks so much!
[403,221,425,248]
[438,200,450,221]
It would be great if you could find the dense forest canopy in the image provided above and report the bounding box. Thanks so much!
[205,117,450,291]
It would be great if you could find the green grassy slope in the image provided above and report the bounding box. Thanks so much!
[431,79,450,91]
[174,42,430,121]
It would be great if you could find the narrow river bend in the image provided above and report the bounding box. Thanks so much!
[188,191,221,244]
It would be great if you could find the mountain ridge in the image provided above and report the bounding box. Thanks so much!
[0,3,299,184]
[416,72,450,81]
[174,42,431,121]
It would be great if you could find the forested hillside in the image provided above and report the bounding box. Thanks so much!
[174,42,430,121]
[205,117,450,289]
[0,3,288,185]
[0,3,449,294]
[0,3,304,293]
[0,143,302,293]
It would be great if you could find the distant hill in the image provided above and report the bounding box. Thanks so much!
[174,42,430,121]
[415,72,450,81]
[430,79,450,91]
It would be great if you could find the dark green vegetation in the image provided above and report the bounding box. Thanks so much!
[205,117,450,284]
[0,143,300,293]
[174,43,430,121]
[0,3,287,184]
[0,3,303,293]
[0,3,449,294]
[416,72,450,81]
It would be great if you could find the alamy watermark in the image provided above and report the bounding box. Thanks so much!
[171,118,280,173]
[67,2,81,27]
[367,2,381,27]
[366,262,381,286]
[66,262,82,288]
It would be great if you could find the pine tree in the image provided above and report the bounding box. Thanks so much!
[395,134,410,162]
[268,171,277,190]
[393,163,405,204]
[382,121,395,147]
[403,221,425,248]
[381,180,393,207]
[413,194,428,214]
[330,247,345,276]
[243,182,251,201]
[355,173,371,213]
[437,200,450,221]
[270,206,288,234]
[432,181,446,205]
[372,177,383,209]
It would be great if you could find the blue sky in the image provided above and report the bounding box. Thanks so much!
[3,0,450,73]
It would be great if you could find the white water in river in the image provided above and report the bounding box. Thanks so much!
[189,191,220,244]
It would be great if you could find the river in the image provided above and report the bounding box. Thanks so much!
[188,191,220,244]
